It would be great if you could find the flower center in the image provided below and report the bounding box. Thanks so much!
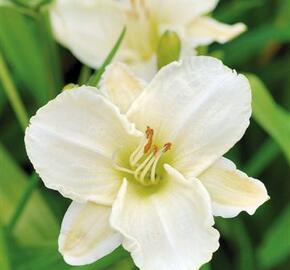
[114,127,172,186]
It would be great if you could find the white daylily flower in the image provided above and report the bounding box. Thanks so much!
[50,0,246,80]
[25,56,269,270]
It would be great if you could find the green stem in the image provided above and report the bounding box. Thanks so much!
[0,53,29,131]
[0,229,11,270]
[88,27,126,87]
[6,173,39,234]
[200,263,212,270]
[37,9,62,97]
[78,65,91,85]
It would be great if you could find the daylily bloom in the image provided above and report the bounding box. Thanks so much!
[50,0,246,80]
[25,56,269,270]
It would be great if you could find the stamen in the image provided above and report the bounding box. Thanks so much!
[139,154,157,184]
[113,150,135,175]
[134,152,154,180]
[163,143,172,152]
[129,126,154,167]
[144,126,154,153]
[153,145,159,155]
[114,164,135,175]
[129,136,146,167]
[150,143,172,183]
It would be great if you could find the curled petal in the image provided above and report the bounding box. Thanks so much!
[187,17,246,47]
[25,86,141,204]
[128,56,251,178]
[199,157,269,218]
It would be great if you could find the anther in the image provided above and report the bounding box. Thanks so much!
[153,145,159,155]
[163,143,172,152]
[144,126,154,153]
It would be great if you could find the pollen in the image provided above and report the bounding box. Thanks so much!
[144,126,154,153]
[163,143,172,152]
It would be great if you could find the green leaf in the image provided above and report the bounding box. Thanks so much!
[216,218,255,270]
[220,22,290,66]
[88,27,126,87]
[0,5,61,107]
[243,138,281,176]
[0,143,58,245]
[0,52,29,130]
[258,204,290,269]
[200,263,211,270]
[246,74,290,163]
[9,244,130,270]
[0,229,11,270]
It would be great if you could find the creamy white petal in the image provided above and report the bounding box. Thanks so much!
[111,165,219,270]
[50,0,126,68]
[146,0,219,25]
[128,56,158,82]
[127,56,251,178]
[59,201,121,265]
[25,86,141,204]
[187,17,246,47]
[100,63,146,113]
[199,157,269,218]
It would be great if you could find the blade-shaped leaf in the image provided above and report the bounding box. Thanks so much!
[0,5,61,108]
[247,74,290,163]
[0,143,58,245]
[258,204,290,269]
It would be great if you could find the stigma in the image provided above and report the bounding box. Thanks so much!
[114,127,172,186]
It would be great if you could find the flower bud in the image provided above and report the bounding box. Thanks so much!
[62,83,78,91]
[157,31,181,70]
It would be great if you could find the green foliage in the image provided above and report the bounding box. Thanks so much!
[247,74,290,163]
[258,204,290,269]
[0,4,61,108]
[0,143,58,245]
[88,27,126,87]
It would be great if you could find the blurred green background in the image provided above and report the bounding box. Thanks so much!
[0,0,289,269]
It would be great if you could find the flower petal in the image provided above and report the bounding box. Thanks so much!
[50,0,126,68]
[187,17,246,47]
[59,201,121,265]
[25,86,141,204]
[111,165,219,270]
[128,56,158,82]
[100,63,146,113]
[147,0,219,25]
[199,157,269,218]
[127,56,251,177]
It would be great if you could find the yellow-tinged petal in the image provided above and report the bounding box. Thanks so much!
[59,201,121,265]
[25,86,141,204]
[100,63,146,113]
[187,17,246,47]
[110,165,219,270]
[199,157,269,218]
[127,56,251,178]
